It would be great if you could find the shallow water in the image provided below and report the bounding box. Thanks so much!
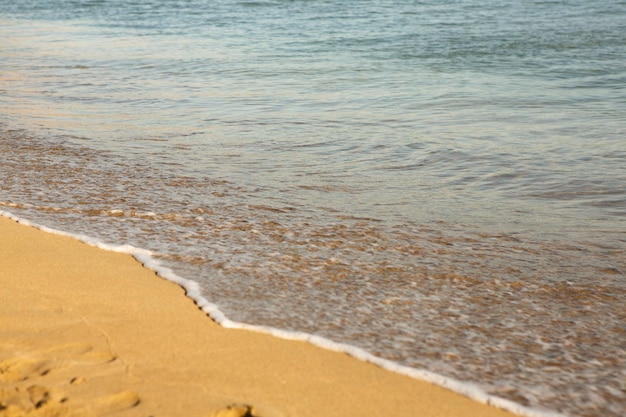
[1,1,625,416]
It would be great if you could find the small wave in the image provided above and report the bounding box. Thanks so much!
[0,209,566,417]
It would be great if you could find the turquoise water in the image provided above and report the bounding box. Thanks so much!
[1,1,625,416]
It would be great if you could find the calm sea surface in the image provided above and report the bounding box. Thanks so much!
[1,1,625,416]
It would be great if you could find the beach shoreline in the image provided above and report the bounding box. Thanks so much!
[2,2,625,415]
[0,214,523,417]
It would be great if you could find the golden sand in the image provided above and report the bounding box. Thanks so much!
[0,216,518,417]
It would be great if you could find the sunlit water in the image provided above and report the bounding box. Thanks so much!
[1,1,625,416]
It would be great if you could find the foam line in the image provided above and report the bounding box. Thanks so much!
[0,210,568,417]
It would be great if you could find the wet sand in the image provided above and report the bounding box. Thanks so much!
[0,215,518,417]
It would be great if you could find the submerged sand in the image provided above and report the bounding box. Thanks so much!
[0,215,517,417]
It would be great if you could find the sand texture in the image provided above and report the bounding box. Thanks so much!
[0,216,518,417]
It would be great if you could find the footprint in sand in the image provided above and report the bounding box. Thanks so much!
[0,343,116,383]
[0,341,140,417]
[210,404,260,417]
[0,385,139,417]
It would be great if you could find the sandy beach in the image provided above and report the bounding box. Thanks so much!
[0,215,518,417]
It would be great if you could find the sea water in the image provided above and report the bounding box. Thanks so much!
[1,1,625,416]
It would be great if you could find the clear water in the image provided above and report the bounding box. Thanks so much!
[1,1,625,416]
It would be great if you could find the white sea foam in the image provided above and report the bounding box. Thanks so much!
[0,209,568,417]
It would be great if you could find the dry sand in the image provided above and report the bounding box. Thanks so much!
[0,215,518,417]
